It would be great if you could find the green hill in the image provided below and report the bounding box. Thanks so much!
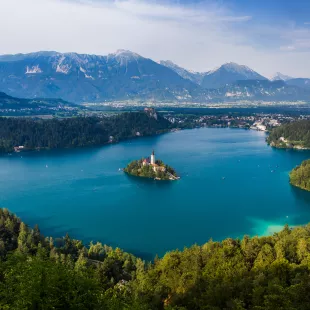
[290,159,310,191]
[1,208,310,309]
[0,110,172,153]
[267,120,310,149]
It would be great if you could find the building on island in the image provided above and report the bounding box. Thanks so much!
[142,150,166,173]
[151,150,155,165]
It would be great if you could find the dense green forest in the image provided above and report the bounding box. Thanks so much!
[1,208,310,309]
[290,159,310,191]
[124,159,178,180]
[0,111,172,153]
[267,120,310,148]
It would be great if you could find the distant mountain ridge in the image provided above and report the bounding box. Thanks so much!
[0,50,309,103]
[0,50,203,103]
[286,78,310,90]
[200,62,267,89]
[271,72,294,82]
[0,91,74,109]
[160,60,206,85]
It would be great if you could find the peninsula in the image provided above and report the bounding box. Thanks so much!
[267,120,310,150]
[290,159,310,191]
[124,150,179,180]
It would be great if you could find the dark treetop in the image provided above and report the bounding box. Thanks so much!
[267,119,310,149]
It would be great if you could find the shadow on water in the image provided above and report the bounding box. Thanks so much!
[124,173,175,188]
[125,249,155,261]
[290,185,310,206]
[15,206,157,261]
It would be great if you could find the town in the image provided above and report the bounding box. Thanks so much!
[162,110,310,132]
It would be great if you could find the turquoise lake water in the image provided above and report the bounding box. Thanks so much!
[1,128,310,259]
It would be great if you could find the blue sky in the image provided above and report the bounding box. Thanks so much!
[0,0,309,77]
[181,0,310,23]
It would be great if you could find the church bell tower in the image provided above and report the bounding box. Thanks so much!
[151,150,155,165]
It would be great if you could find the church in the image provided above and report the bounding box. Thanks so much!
[142,150,166,172]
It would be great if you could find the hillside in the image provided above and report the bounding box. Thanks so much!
[1,208,310,309]
[286,78,310,90]
[0,91,76,112]
[0,110,172,153]
[267,120,310,149]
[160,60,206,85]
[217,80,310,101]
[290,159,310,191]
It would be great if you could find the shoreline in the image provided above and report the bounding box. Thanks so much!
[268,141,310,150]
[124,170,179,181]
[4,125,265,157]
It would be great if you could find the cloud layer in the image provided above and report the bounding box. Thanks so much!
[0,0,309,77]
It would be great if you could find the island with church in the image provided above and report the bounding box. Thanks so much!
[124,150,180,181]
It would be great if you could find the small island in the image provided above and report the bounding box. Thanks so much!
[124,150,180,181]
[290,159,310,191]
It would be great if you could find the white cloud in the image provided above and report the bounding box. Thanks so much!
[0,0,309,77]
[280,45,296,51]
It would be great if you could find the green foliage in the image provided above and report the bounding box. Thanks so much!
[0,112,171,153]
[268,120,310,192]
[267,120,310,148]
[1,209,310,309]
[290,159,310,191]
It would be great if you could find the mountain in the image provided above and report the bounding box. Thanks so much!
[0,50,202,103]
[286,78,310,90]
[201,62,267,89]
[159,60,206,85]
[271,72,294,81]
[0,50,309,103]
[214,80,310,101]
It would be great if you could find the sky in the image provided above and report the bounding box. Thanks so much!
[0,0,310,78]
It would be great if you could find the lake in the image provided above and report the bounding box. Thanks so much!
[1,128,310,259]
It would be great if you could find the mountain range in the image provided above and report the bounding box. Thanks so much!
[0,50,309,103]
[271,72,294,82]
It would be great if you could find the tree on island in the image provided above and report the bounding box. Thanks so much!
[124,152,179,180]
[290,159,310,191]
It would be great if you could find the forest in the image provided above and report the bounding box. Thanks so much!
[1,208,310,309]
[0,111,172,153]
[290,159,310,191]
[267,119,310,148]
